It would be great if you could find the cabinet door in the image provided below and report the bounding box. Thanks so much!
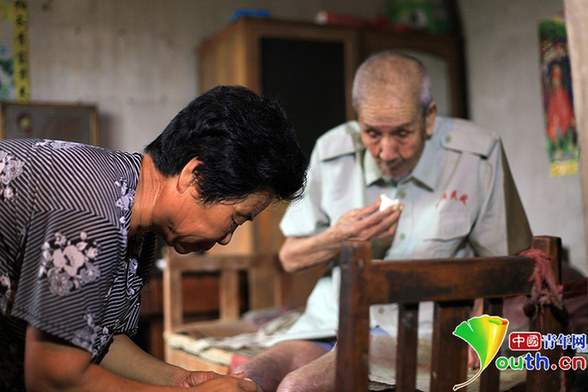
[255,37,349,253]
[239,19,359,160]
[260,37,348,159]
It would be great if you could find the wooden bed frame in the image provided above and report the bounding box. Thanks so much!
[162,249,324,372]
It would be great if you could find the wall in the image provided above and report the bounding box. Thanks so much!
[27,0,384,151]
[25,0,586,274]
[459,0,587,274]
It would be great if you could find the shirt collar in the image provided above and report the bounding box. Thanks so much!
[363,149,382,186]
[362,135,438,191]
[408,137,437,191]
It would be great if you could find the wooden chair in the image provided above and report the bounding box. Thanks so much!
[163,249,323,373]
[336,236,568,392]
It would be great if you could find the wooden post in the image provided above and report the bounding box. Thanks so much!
[336,240,372,392]
[564,0,588,273]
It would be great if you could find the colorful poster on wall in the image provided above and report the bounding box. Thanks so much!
[539,13,578,177]
[0,0,30,102]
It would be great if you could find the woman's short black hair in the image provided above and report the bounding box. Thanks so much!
[144,85,307,203]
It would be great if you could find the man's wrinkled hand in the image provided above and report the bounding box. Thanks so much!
[334,199,402,241]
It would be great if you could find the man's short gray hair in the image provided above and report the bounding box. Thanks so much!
[352,51,433,114]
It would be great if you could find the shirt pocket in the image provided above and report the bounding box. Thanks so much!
[412,214,472,258]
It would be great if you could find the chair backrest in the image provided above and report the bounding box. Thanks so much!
[162,249,325,333]
[163,250,282,333]
[335,236,565,392]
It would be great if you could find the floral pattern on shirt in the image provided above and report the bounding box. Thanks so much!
[0,151,24,201]
[0,273,12,313]
[34,140,79,149]
[107,237,143,300]
[114,178,134,246]
[38,232,101,297]
[72,311,110,355]
[115,178,134,212]
[125,257,141,297]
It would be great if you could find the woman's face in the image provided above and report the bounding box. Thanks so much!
[160,191,272,254]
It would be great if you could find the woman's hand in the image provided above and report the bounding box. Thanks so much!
[175,370,261,391]
[173,370,222,386]
[25,326,261,391]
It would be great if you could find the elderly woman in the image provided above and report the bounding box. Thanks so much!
[0,85,307,392]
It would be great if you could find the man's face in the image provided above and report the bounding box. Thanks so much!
[358,95,435,179]
[160,191,272,254]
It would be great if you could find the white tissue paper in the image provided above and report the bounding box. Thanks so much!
[379,194,400,212]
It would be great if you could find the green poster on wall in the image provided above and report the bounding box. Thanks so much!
[539,13,578,177]
[0,0,29,102]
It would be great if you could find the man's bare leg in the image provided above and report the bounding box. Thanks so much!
[233,340,328,392]
[277,347,336,392]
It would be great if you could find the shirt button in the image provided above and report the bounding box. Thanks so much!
[399,233,406,240]
[446,136,452,143]
[397,190,406,199]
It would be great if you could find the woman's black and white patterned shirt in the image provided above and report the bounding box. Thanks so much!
[0,138,156,390]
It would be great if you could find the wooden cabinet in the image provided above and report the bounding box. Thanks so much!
[198,18,361,256]
[197,17,467,256]
[198,17,359,158]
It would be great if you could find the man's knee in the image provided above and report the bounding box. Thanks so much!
[235,340,330,392]
[276,354,336,392]
[232,351,284,391]
[277,370,335,392]
[233,359,263,380]
[232,342,311,391]
[276,371,307,392]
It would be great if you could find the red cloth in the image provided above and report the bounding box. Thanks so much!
[519,248,565,329]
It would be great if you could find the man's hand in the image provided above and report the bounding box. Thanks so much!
[279,199,403,272]
[334,199,402,241]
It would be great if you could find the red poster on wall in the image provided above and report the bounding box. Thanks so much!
[539,13,578,177]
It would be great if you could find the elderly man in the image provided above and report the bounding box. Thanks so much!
[234,52,532,391]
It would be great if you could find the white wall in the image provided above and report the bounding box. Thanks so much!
[459,0,586,275]
[27,0,384,152]
[25,0,586,274]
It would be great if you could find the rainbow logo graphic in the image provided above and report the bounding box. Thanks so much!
[452,315,510,390]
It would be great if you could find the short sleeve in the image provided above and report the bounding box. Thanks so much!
[280,143,329,237]
[0,140,145,359]
[11,209,128,357]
